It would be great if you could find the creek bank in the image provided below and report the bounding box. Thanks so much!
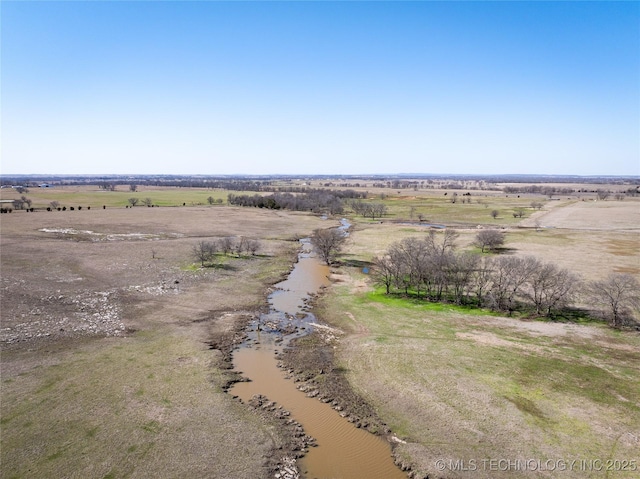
[276,331,391,435]
[275,329,428,478]
[205,312,316,478]
[218,230,408,479]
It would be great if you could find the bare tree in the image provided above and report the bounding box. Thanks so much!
[207,196,215,205]
[311,228,347,265]
[129,184,138,192]
[490,209,499,219]
[49,201,60,210]
[372,255,397,294]
[585,274,640,328]
[142,198,153,207]
[128,197,139,207]
[219,237,235,256]
[526,261,578,317]
[192,240,217,267]
[448,252,480,304]
[246,239,261,256]
[235,237,248,255]
[470,256,493,306]
[474,229,505,253]
[487,256,538,313]
[21,196,32,209]
[530,201,543,210]
[425,229,459,255]
[513,207,526,218]
[596,189,610,200]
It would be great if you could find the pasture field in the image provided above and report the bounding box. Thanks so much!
[1,183,638,479]
[318,195,640,478]
[1,201,332,479]
[0,185,253,208]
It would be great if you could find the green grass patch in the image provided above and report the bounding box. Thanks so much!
[365,289,498,317]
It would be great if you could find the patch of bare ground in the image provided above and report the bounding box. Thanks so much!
[1,205,332,479]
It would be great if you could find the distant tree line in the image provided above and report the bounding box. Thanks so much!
[372,230,639,327]
[503,184,639,198]
[227,189,366,214]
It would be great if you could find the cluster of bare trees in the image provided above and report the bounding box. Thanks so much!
[347,200,387,220]
[228,190,364,215]
[372,231,639,326]
[10,196,32,210]
[126,198,156,207]
[192,237,261,267]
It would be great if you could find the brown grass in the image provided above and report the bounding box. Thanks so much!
[1,205,332,479]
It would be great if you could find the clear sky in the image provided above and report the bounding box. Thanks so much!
[1,1,638,176]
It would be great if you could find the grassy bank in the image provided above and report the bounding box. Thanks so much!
[318,271,639,478]
[319,198,639,478]
[1,329,274,479]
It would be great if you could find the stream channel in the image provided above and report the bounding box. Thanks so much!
[229,227,406,479]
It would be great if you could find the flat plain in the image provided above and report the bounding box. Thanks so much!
[1,182,639,479]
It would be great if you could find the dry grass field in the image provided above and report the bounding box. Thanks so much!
[1,203,332,479]
[317,197,640,478]
[1,183,638,479]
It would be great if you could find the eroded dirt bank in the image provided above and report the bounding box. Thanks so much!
[222,236,407,479]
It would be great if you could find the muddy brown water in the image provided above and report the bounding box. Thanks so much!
[230,237,405,479]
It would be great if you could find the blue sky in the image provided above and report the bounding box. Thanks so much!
[1,1,638,176]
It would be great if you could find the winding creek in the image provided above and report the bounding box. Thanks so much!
[229,231,405,479]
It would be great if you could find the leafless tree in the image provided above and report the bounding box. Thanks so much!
[487,256,538,313]
[235,237,248,255]
[218,237,235,256]
[129,184,138,192]
[474,229,505,253]
[128,197,139,207]
[530,201,544,210]
[596,189,610,200]
[585,274,640,328]
[513,207,526,218]
[448,252,480,304]
[192,240,217,267]
[490,209,499,219]
[425,229,459,255]
[246,239,261,256]
[372,255,397,294]
[49,201,60,209]
[142,198,153,206]
[311,228,347,265]
[207,196,215,205]
[526,261,578,317]
[470,256,494,306]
